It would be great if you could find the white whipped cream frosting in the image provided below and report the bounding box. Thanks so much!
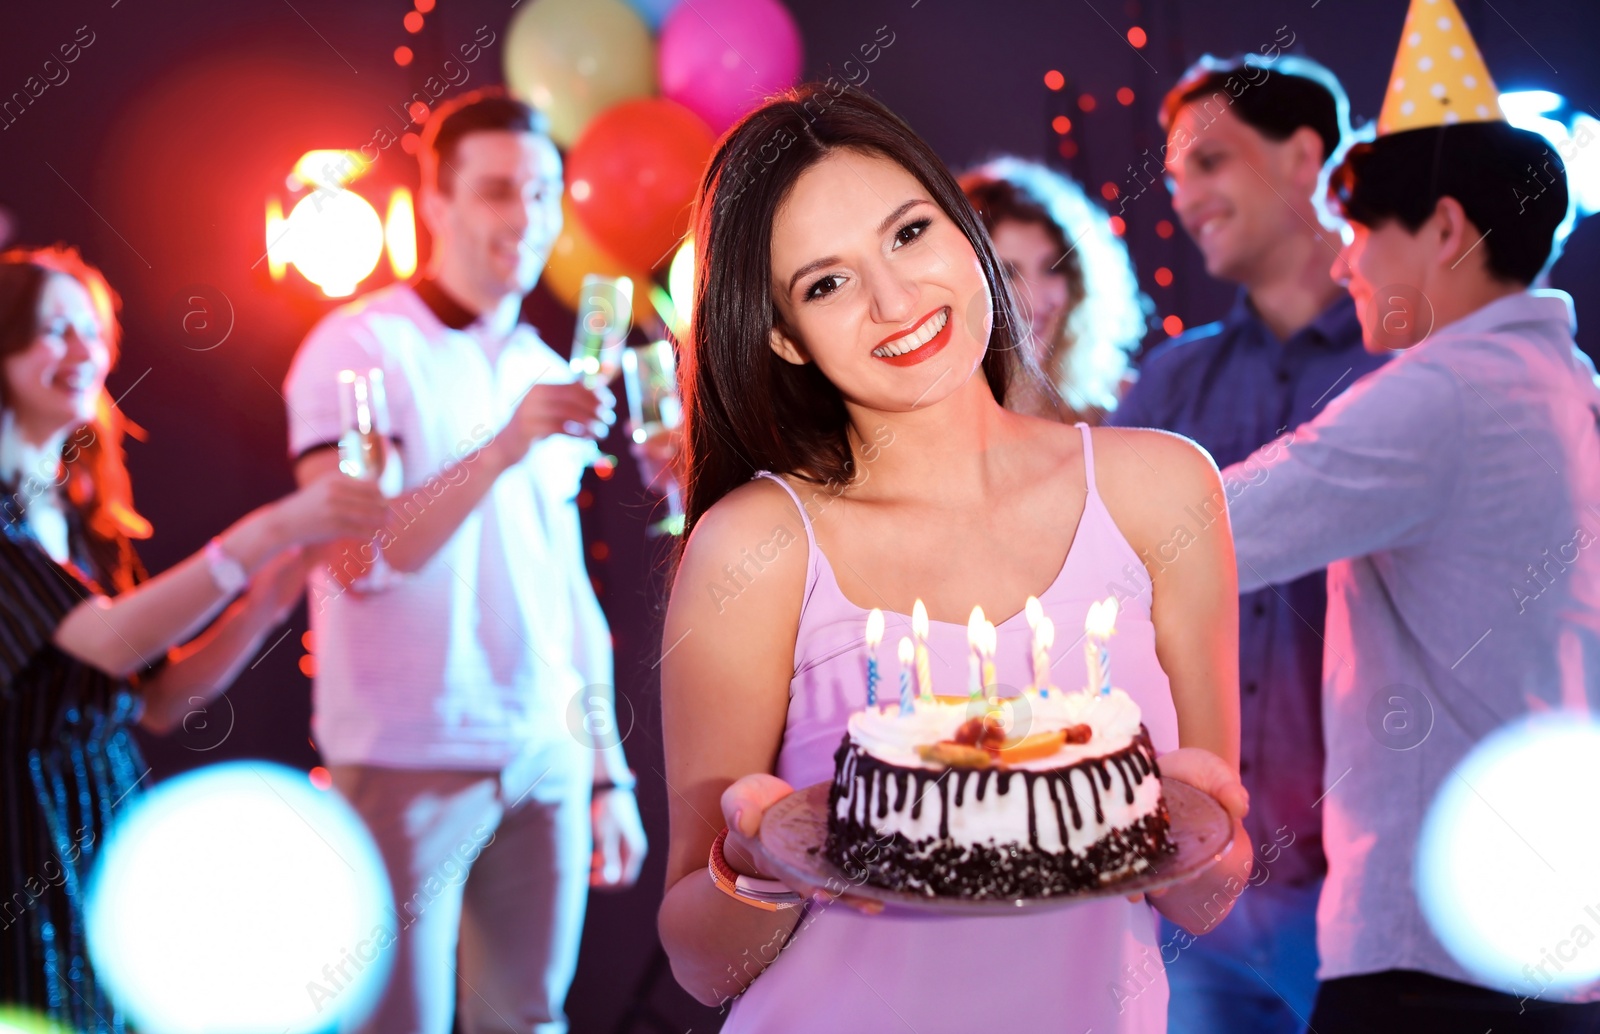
[846,688,1143,771]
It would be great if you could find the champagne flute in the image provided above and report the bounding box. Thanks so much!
[570,274,633,386]
[622,340,685,536]
[337,368,397,591]
[569,274,633,469]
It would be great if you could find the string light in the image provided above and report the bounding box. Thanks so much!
[1127,26,1147,48]
[1163,314,1184,335]
[1044,70,1065,91]
[1154,267,1173,286]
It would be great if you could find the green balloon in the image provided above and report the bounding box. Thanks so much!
[504,0,657,147]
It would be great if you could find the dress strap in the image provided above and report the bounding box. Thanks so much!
[1074,422,1100,503]
[751,470,818,557]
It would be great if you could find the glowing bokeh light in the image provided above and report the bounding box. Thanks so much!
[668,234,696,336]
[1417,716,1600,998]
[385,187,418,279]
[289,149,368,192]
[85,762,392,1034]
[0,1007,70,1033]
[284,190,385,297]
[265,196,289,281]
[1499,89,1600,220]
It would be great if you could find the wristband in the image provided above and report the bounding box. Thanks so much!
[709,827,802,910]
[203,538,249,595]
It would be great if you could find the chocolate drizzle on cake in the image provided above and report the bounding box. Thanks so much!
[825,725,1178,899]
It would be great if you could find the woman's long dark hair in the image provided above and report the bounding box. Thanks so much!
[680,83,1027,542]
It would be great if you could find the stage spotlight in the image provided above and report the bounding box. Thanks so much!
[1416,715,1600,1000]
[283,190,385,298]
[289,149,369,192]
[265,196,289,281]
[85,761,393,1034]
[385,187,418,279]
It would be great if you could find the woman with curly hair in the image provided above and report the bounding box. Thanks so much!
[961,157,1150,423]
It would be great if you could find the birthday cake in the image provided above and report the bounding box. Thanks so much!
[824,683,1175,900]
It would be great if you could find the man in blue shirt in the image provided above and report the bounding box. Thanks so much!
[1111,55,1387,1033]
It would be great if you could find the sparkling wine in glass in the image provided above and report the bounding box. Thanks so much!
[569,274,634,388]
[622,340,685,536]
[337,368,397,590]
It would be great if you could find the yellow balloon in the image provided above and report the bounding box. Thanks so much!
[544,196,655,325]
[504,0,656,148]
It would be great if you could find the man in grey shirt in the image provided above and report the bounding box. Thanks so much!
[1222,113,1600,1029]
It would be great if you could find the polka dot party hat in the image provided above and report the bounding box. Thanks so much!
[1378,0,1502,135]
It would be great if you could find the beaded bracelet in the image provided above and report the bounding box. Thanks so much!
[708,828,803,910]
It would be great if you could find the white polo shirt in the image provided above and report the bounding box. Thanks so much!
[284,282,608,770]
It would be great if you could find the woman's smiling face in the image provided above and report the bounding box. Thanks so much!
[767,149,992,412]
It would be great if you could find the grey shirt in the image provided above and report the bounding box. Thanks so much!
[1222,290,1600,991]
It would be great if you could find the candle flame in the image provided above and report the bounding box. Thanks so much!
[1024,595,1043,630]
[866,607,885,647]
[898,636,915,664]
[1038,615,1055,651]
[912,598,929,638]
[967,605,987,646]
[1085,596,1120,638]
[984,621,998,654]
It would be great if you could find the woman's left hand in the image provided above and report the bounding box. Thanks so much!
[1156,747,1249,824]
[591,788,648,889]
[1129,747,1249,906]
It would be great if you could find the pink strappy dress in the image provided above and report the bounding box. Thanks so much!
[720,424,1180,1033]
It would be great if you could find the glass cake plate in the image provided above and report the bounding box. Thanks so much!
[758,777,1233,915]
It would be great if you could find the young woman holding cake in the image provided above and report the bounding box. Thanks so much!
[657,84,1252,1033]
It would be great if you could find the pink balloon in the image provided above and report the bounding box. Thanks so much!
[658,0,803,134]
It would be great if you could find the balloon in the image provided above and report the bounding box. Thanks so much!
[504,0,655,148]
[625,0,682,30]
[658,0,803,134]
[567,99,715,272]
[543,196,655,325]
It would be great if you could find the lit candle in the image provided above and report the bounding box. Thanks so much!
[1084,597,1119,696]
[912,599,933,701]
[865,608,884,708]
[981,620,998,700]
[1034,615,1055,698]
[966,605,986,700]
[1024,596,1045,695]
[897,637,915,714]
[1024,595,1044,632]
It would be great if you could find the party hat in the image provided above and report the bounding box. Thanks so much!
[1377,0,1502,136]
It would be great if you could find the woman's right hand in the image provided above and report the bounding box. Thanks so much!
[721,774,884,915]
[272,471,392,547]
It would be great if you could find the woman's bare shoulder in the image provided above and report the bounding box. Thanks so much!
[1087,427,1227,551]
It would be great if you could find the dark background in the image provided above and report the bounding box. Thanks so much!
[2,1,1596,1031]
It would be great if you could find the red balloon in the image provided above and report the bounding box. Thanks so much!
[568,99,715,271]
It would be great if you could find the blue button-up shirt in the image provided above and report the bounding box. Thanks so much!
[1223,290,1600,991]
[1111,289,1388,888]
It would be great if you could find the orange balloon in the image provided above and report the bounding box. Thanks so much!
[568,98,715,271]
[543,195,655,324]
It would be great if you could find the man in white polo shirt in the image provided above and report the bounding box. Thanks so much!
[283,89,646,1034]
